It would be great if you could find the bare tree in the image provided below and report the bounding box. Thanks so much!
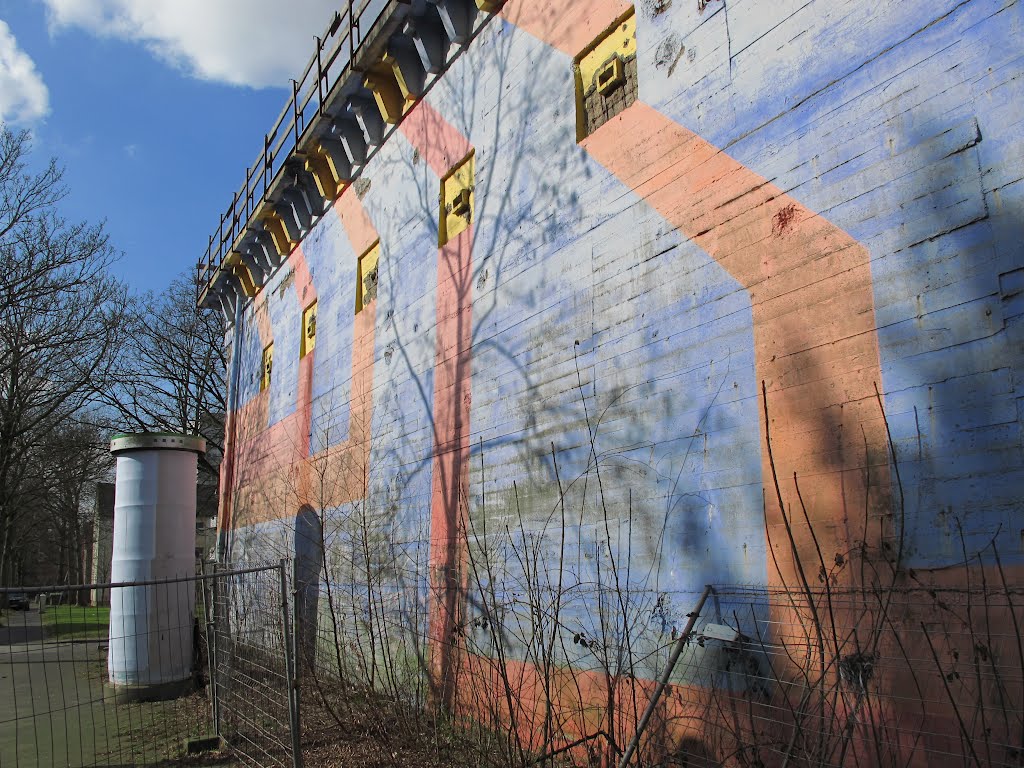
[99,269,225,483]
[35,421,107,600]
[0,127,129,586]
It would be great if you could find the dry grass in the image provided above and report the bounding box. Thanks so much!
[94,690,232,767]
[298,685,513,768]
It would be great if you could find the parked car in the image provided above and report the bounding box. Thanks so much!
[6,592,30,610]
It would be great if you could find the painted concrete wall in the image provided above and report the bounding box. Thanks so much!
[216,0,1023,758]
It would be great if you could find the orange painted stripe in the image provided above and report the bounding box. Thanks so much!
[426,227,475,698]
[254,300,273,349]
[582,102,889,577]
[499,0,632,57]
[498,0,890,577]
[225,189,380,527]
[223,298,275,476]
[334,189,379,254]
[218,263,277,535]
[296,300,377,510]
[232,245,315,466]
[462,9,898,754]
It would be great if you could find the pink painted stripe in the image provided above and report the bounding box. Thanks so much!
[400,105,476,705]
[400,101,473,178]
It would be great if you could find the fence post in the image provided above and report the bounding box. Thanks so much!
[291,557,303,720]
[210,565,223,733]
[199,562,219,736]
[278,559,303,768]
[617,585,714,768]
[292,561,303,684]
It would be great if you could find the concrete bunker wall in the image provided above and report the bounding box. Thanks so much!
[214,0,1024,759]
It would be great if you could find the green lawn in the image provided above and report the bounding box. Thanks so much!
[42,604,110,641]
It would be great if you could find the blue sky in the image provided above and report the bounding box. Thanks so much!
[0,0,338,294]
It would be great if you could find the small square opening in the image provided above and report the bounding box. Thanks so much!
[574,8,637,141]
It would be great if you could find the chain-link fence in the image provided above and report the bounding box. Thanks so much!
[9,546,999,767]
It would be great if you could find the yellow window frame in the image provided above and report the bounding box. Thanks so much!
[573,7,637,142]
[301,301,317,357]
[261,343,274,391]
[439,151,475,246]
[356,241,381,314]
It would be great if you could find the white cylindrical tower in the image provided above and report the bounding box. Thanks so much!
[108,433,206,702]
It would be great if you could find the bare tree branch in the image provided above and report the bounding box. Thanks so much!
[0,127,128,586]
[96,269,226,484]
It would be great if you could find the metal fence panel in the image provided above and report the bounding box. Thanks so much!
[0,577,212,767]
[210,562,301,768]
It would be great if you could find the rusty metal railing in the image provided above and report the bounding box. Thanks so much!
[197,0,385,294]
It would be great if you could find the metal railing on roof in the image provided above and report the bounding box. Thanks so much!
[197,0,386,294]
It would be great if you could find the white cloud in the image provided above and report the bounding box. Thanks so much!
[0,21,50,124]
[42,0,340,88]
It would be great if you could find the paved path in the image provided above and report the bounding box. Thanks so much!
[0,608,233,767]
[0,608,119,767]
